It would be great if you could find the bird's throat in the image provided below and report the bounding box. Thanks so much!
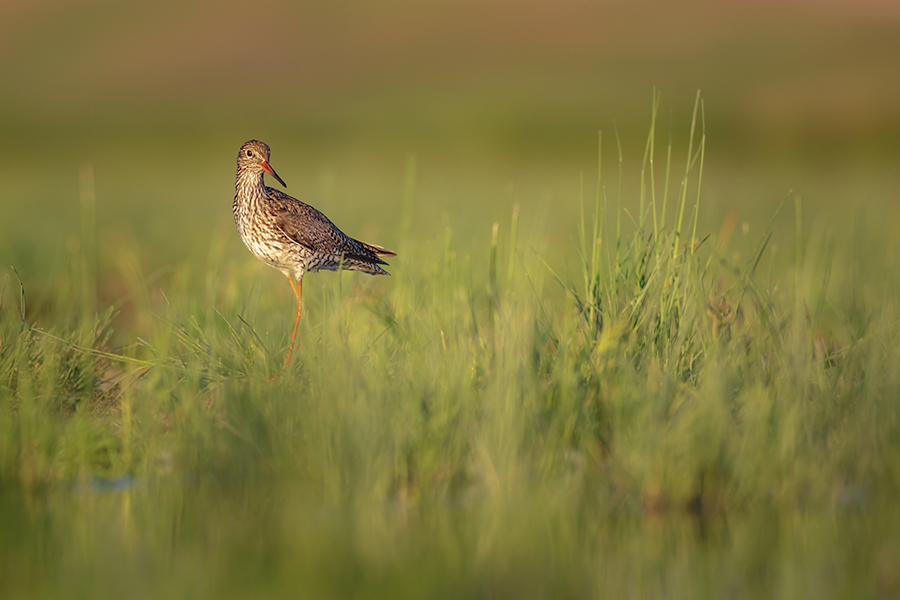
[236,169,268,205]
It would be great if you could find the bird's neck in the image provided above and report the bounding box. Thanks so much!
[235,166,268,202]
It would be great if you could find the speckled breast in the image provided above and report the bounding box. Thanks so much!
[235,211,307,273]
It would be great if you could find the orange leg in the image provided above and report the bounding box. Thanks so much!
[283,276,303,369]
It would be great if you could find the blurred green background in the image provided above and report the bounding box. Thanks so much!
[2,0,899,293]
[3,2,900,599]
[3,0,899,160]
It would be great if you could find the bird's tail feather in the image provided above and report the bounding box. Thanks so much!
[364,242,396,257]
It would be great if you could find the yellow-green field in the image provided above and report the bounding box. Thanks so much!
[2,2,900,598]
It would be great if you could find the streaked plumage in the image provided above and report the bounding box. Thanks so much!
[233,140,395,367]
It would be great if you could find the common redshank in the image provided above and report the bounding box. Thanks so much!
[233,140,395,367]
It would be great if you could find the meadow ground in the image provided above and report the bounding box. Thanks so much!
[2,92,900,599]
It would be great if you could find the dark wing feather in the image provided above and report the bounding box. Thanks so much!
[268,188,388,265]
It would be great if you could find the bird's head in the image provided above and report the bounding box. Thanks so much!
[237,140,287,187]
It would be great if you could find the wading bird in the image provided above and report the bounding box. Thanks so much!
[233,140,395,367]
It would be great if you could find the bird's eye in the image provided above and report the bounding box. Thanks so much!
[246,150,253,157]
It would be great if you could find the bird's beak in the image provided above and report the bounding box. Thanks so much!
[259,160,287,188]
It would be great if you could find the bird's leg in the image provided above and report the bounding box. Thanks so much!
[283,276,303,369]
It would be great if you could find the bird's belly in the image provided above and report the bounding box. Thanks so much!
[237,222,301,271]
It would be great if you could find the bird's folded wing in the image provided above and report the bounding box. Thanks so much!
[271,195,383,264]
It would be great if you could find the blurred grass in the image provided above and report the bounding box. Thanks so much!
[3,90,900,597]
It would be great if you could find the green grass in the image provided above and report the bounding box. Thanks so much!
[2,96,900,599]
